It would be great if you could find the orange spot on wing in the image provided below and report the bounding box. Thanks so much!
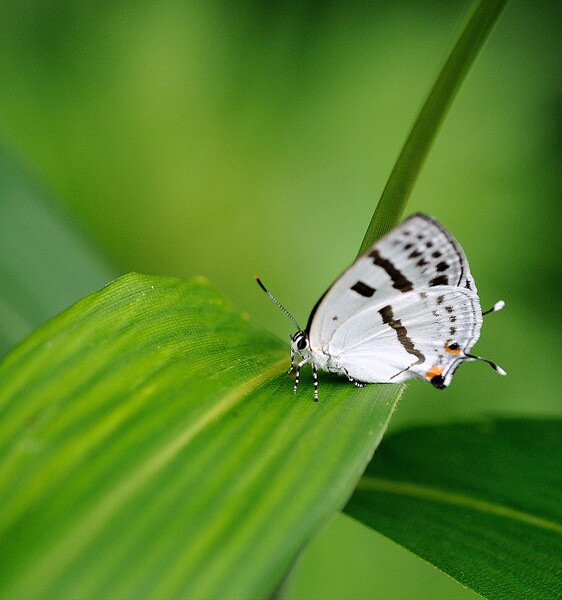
[426,365,444,379]
[445,341,461,355]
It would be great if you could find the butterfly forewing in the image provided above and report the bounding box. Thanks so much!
[308,214,477,352]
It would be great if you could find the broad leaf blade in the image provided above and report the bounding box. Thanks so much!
[0,273,401,600]
[345,419,562,600]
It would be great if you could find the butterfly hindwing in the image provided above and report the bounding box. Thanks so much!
[326,287,482,387]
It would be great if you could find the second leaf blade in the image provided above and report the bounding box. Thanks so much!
[345,419,562,600]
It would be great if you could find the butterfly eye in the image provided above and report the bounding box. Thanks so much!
[297,337,308,351]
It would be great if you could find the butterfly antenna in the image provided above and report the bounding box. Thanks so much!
[254,276,302,331]
[463,353,507,376]
[483,300,505,316]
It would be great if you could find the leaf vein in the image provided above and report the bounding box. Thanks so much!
[357,476,562,534]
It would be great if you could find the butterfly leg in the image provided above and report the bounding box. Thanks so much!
[312,364,319,402]
[287,346,295,374]
[343,368,367,388]
[351,379,367,389]
[293,359,308,395]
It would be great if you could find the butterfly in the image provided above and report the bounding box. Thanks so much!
[256,213,506,401]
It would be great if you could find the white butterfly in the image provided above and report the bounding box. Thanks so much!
[257,213,506,401]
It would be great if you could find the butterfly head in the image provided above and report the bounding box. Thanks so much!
[291,330,311,357]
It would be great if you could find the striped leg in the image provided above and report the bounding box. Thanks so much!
[294,359,308,395]
[344,369,367,388]
[312,364,319,402]
[351,379,367,388]
[287,346,295,374]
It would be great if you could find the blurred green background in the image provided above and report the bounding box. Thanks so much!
[0,1,560,598]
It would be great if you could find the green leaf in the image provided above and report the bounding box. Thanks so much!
[0,273,401,600]
[358,0,508,253]
[345,419,562,600]
[0,144,116,356]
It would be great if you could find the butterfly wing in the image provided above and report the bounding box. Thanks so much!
[307,213,476,349]
[307,214,482,388]
[326,287,482,388]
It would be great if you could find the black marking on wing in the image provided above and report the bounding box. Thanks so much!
[369,249,413,293]
[412,214,467,286]
[429,275,449,286]
[431,375,446,389]
[436,261,449,271]
[351,281,376,297]
[379,305,425,365]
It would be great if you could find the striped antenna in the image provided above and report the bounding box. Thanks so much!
[254,276,302,331]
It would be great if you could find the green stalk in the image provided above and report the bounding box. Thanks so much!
[357,0,508,256]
